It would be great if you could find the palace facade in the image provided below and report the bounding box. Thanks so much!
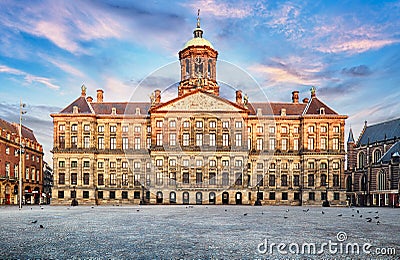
[0,118,44,205]
[51,16,348,206]
[345,119,400,207]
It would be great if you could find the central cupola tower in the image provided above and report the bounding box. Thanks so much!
[178,10,219,96]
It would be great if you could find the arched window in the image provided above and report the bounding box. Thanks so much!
[321,174,327,186]
[270,163,276,169]
[378,171,386,190]
[360,175,367,191]
[346,176,352,192]
[185,59,190,78]
[358,152,365,169]
[207,59,213,78]
[169,191,176,203]
[373,149,382,164]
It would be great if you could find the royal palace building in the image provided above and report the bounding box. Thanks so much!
[51,15,348,206]
[0,118,44,205]
[346,118,400,207]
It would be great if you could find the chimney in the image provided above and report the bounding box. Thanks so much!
[97,89,104,102]
[303,98,309,103]
[292,91,299,103]
[86,96,93,102]
[236,90,242,105]
[154,90,161,104]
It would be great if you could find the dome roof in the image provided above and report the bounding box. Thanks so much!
[183,36,214,49]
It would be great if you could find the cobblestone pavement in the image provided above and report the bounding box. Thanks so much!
[0,205,399,259]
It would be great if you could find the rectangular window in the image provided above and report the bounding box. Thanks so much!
[123,137,129,149]
[196,160,203,167]
[333,174,339,187]
[281,175,288,186]
[83,161,90,168]
[281,139,287,150]
[156,120,163,128]
[110,137,116,149]
[209,133,216,146]
[71,161,78,168]
[183,172,189,184]
[98,191,103,199]
[134,137,140,150]
[209,160,216,167]
[71,136,77,148]
[269,126,275,134]
[134,191,141,199]
[156,159,163,167]
[235,133,242,146]
[281,126,287,134]
[83,136,90,148]
[269,192,275,200]
[222,133,229,146]
[98,137,104,149]
[282,192,288,200]
[182,159,189,167]
[308,162,315,169]
[196,133,203,146]
[308,126,314,133]
[122,174,128,186]
[222,160,229,167]
[196,171,202,184]
[71,173,77,185]
[209,121,216,128]
[334,192,340,200]
[235,172,242,185]
[59,173,65,184]
[156,172,163,185]
[84,124,90,132]
[308,138,314,150]
[196,121,203,128]
[121,191,128,199]
[183,121,190,128]
[183,133,189,146]
[333,126,340,133]
[134,162,141,169]
[156,133,163,146]
[119,161,127,169]
[169,120,176,128]
[110,174,116,185]
[333,138,339,150]
[293,175,299,186]
[308,174,315,187]
[222,121,229,128]
[293,139,299,151]
[147,126,151,133]
[71,124,78,132]
[134,126,141,133]
[59,124,65,131]
[321,138,327,150]
[293,127,299,134]
[147,138,151,149]
[59,135,65,148]
[98,125,104,133]
[209,172,216,185]
[98,174,104,185]
[169,159,176,167]
[269,175,275,186]
[83,173,89,185]
[269,139,275,150]
[110,161,116,168]
[333,162,340,170]
[235,121,242,128]
[235,160,242,167]
[222,172,229,186]
[122,125,129,133]
[258,126,264,133]
[83,191,89,199]
[110,125,116,133]
[309,192,315,201]
[58,191,64,199]
[321,126,327,133]
[98,161,104,169]
[170,133,176,146]
[109,191,115,199]
[59,161,65,168]
[257,175,263,186]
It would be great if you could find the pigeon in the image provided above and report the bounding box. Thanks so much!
[91,206,94,209]
[243,213,248,216]
[39,225,44,229]
[284,216,288,219]
[322,211,325,214]
[375,211,379,214]
[351,215,355,217]
[286,209,289,212]
[366,218,372,222]
[137,209,140,212]
[303,209,309,212]
[357,210,359,214]
[359,215,363,218]
[31,220,37,224]
[225,209,227,212]
[377,221,380,225]
[374,216,379,219]
[337,214,342,217]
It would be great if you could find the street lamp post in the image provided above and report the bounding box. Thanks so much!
[19,100,26,209]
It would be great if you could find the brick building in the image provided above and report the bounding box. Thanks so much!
[51,15,347,206]
[346,118,400,207]
[0,118,44,205]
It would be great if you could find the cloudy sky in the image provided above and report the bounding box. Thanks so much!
[0,0,399,165]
